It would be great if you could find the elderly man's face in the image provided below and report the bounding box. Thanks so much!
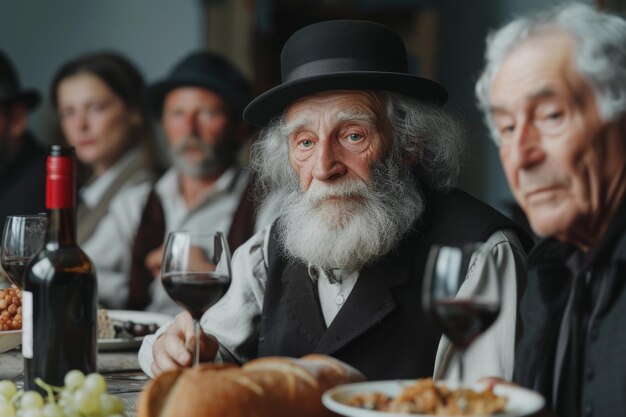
[490,31,626,245]
[163,87,234,178]
[285,91,391,194]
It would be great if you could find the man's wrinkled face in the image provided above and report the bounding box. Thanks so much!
[162,87,235,178]
[489,31,626,243]
[278,90,422,271]
[285,90,391,195]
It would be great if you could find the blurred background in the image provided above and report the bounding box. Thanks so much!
[1,0,621,216]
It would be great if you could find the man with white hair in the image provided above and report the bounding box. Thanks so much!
[476,4,626,416]
[140,20,531,381]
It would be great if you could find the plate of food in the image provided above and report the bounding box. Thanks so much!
[97,309,173,351]
[322,378,545,417]
[0,329,21,353]
[0,285,23,353]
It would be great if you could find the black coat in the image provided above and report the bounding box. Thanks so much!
[0,132,46,228]
[515,199,626,417]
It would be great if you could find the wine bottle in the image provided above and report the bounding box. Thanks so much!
[23,145,97,390]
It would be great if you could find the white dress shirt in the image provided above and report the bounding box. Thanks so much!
[80,149,154,307]
[138,226,527,382]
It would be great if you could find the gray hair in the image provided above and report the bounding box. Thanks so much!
[250,90,465,196]
[476,3,626,143]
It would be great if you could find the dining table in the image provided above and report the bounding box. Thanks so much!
[0,347,148,417]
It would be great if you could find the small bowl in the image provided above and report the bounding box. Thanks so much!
[0,330,22,353]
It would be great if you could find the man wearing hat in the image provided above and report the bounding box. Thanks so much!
[0,51,46,229]
[140,21,531,381]
[95,51,265,312]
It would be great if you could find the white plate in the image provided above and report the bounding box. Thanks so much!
[98,310,173,351]
[0,329,21,353]
[322,379,545,417]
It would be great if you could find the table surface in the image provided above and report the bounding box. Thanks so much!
[0,347,147,417]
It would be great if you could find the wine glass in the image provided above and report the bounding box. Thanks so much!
[160,230,232,366]
[1,215,47,288]
[423,243,501,388]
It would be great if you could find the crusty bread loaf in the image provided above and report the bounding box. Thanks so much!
[137,354,365,417]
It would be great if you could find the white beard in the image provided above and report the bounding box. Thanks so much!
[278,165,423,272]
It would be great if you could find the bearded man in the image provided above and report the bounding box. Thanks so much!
[139,21,531,381]
[93,51,265,313]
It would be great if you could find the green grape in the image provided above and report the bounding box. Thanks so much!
[41,403,63,417]
[0,371,125,417]
[63,371,85,391]
[0,402,16,417]
[99,393,124,415]
[84,373,107,395]
[61,407,81,417]
[20,392,44,410]
[21,408,44,417]
[0,381,17,400]
[73,388,100,415]
[58,389,74,404]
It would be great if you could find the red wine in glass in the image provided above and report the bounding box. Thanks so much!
[161,230,232,366]
[162,272,230,320]
[423,243,501,389]
[1,257,30,288]
[1,215,46,288]
[431,299,500,349]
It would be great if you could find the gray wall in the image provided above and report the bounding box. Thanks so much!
[0,0,204,143]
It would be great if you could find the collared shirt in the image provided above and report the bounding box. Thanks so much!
[314,267,359,326]
[138,227,527,381]
[88,166,254,311]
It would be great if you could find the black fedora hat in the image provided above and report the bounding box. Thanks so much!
[0,51,40,111]
[146,51,251,118]
[244,20,448,127]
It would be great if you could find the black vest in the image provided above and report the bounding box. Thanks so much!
[258,188,531,380]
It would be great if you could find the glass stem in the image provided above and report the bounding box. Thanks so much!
[193,319,200,366]
[457,348,468,411]
[458,348,465,386]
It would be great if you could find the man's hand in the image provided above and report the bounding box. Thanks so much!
[151,311,219,377]
[145,245,164,279]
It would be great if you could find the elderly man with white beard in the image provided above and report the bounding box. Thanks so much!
[139,20,532,381]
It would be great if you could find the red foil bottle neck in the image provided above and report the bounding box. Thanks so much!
[46,155,75,209]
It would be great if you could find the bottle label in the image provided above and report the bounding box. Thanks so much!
[22,291,33,359]
[46,155,75,209]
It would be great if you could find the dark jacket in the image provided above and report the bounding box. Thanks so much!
[0,132,46,227]
[515,198,626,417]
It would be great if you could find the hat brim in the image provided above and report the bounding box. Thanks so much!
[0,90,40,112]
[146,78,250,119]
[243,72,448,127]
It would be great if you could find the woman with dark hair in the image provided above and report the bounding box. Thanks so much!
[51,51,163,307]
